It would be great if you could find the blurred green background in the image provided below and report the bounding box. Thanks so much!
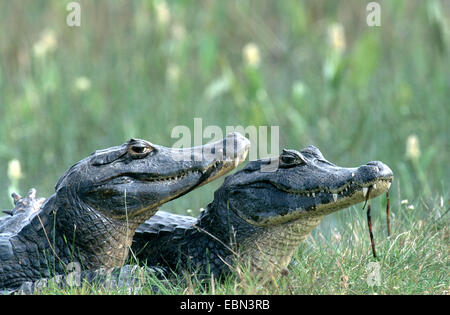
[0,0,448,215]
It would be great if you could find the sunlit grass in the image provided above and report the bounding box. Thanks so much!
[24,193,448,295]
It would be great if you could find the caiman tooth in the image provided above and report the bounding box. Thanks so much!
[387,182,391,189]
[362,187,369,197]
[234,157,240,167]
[312,192,315,197]
[332,193,338,202]
[373,183,377,189]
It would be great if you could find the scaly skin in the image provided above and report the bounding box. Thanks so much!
[132,146,393,278]
[0,133,250,291]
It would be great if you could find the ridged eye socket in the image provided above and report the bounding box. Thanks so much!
[128,144,153,157]
[279,150,306,167]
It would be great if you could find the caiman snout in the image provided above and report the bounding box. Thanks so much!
[191,132,250,163]
[193,132,251,187]
[356,161,393,182]
[354,160,393,200]
[222,132,251,163]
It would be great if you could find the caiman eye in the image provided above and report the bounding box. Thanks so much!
[279,150,306,167]
[128,144,153,157]
[280,155,296,164]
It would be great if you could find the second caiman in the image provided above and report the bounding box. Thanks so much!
[132,145,393,278]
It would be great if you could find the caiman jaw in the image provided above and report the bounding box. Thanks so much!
[265,179,393,224]
[274,177,392,202]
[126,155,250,220]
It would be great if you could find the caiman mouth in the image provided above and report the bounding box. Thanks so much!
[270,176,393,201]
[231,175,393,226]
[100,154,247,186]
[99,150,249,221]
[108,161,222,183]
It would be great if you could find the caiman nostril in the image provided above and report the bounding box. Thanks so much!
[366,161,393,177]
[366,161,382,167]
[365,161,384,173]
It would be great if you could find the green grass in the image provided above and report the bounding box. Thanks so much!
[1,0,449,294]
[24,193,448,295]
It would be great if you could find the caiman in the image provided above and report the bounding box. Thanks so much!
[132,146,393,278]
[0,133,250,292]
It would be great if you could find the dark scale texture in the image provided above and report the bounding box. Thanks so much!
[0,195,67,290]
[133,193,263,278]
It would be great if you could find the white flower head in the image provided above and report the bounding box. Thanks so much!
[406,134,421,160]
[155,1,171,26]
[327,23,346,54]
[243,42,261,68]
[74,76,91,92]
[166,63,180,84]
[33,29,57,58]
[8,159,23,180]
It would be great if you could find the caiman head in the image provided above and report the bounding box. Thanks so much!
[202,145,393,272]
[55,132,250,224]
[224,145,393,226]
[54,132,249,267]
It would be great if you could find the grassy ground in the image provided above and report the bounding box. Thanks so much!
[27,193,448,295]
[0,0,448,294]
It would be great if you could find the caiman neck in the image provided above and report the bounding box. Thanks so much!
[238,215,323,272]
[198,192,324,273]
[55,193,151,269]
